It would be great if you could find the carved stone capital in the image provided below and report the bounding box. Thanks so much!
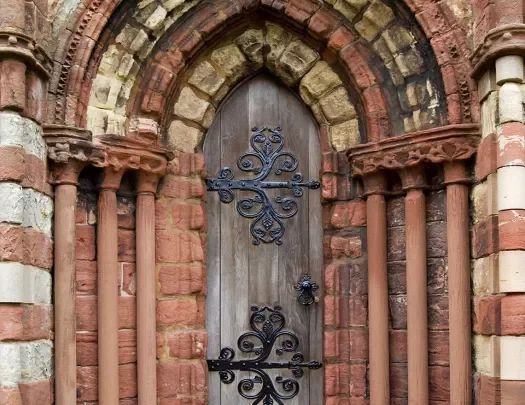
[444,161,469,185]
[43,125,106,185]
[363,172,387,197]
[471,24,525,79]
[0,31,52,78]
[399,165,427,191]
[348,125,480,179]
[98,135,169,191]
[137,171,162,195]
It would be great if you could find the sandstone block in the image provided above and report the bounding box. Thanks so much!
[0,263,51,304]
[472,254,499,296]
[90,75,123,110]
[498,166,525,210]
[265,23,292,73]
[474,334,499,377]
[497,122,525,168]
[381,25,415,54]
[500,336,525,379]
[0,340,53,386]
[501,295,525,335]
[500,250,525,292]
[481,92,498,138]
[499,82,523,123]
[234,29,264,67]
[167,120,203,153]
[355,0,395,42]
[478,68,498,102]
[320,87,357,123]
[276,40,319,86]
[188,61,227,98]
[299,61,342,105]
[0,112,45,160]
[211,44,248,84]
[496,55,524,85]
[174,87,215,127]
[333,0,368,21]
[329,119,360,151]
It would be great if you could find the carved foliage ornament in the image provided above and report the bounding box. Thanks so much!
[350,136,479,176]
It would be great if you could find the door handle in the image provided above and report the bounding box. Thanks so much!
[295,274,319,306]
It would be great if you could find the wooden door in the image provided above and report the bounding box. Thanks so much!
[205,74,323,405]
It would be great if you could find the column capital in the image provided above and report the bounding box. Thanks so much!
[0,31,52,78]
[399,164,427,191]
[444,161,469,185]
[99,134,170,192]
[363,172,387,196]
[43,125,106,185]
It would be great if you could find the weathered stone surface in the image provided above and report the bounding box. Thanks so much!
[355,0,395,41]
[299,61,342,105]
[234,29,264,67]
[265,23,292,73]
[188,61,227,98]
[210,44,248,84]
[333,0,368,21]
[320,87,357,123]
[167,121,203,153]
[276,40,319,85]
[329,119,360,151]
[174,87,215,127]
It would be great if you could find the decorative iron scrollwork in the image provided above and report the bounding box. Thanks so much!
[295,274,319,306]
[206,126,320,245]
[207,306,323,404]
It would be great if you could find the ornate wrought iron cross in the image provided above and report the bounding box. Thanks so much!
[206,126,320,245]
[207,306,323,405]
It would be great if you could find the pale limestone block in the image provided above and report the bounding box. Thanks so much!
[311,103,328,125]
[496,55,524,85]
[478,68,497,102]
[473,335,500,377]
[211,44,248,84]
[129,117,159,137]
[355,0,394,42]
[265,23,292,73]
[161,0,184,12]
[471,181,488,224]
[168,120,203,153]
[174,87,214,125]
[22,189,53,235]
[406,82,419,107]
[137,37,158,61]
[87,106,108,135]
[404,117,415,133]
[143,5,167,30]
[386,61,404,86]
[333,0,368,21]
[472,254,499,295]
[412,109,428,130]
[0,112,45,160]
[235,29,264,67]
[501,336,525,380]
[117,53,137,78]
[373,37,394,64]
[276,40,319,86]
[0,263,50,304]
[319,87,356,123]
[394,48,424,78]
[105,112,127,137]
[189,61,227,97]
[0,183,24,225]
[330,119,360,151]
[90,75,123,110]
[500,250,525,292]
[98,45,126,76]
[381,25,415,54]
[499,82,523,123]
[497,166,525,210]
[115,25,148,53]
[481,92,498,138]
[299,61,343,105]
[0,340,53,386]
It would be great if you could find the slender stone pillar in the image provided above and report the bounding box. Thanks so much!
[401,166,429,405]
[98,168,125,405]
[136,171,160,405]
[44,128,106,405]
[364,172,390,405]
[444,161,471,405]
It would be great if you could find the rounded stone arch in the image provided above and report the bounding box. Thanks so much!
[47,0,477,144]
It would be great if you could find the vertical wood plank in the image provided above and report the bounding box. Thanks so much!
[203,110,222,404]
[278,86,312,405]
[219,83,251,405]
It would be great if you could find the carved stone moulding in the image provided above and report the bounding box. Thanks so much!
[0,31,52,77]
[347,124,480,177]
[97,134,171,176]
[471,24,525,79]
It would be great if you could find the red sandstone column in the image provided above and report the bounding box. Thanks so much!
[401,166,429,405]
[53,162,85,405]
[98,168,125,405]
[136,171,160,405]
[365,173,390,405]
[445,162,471,405]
